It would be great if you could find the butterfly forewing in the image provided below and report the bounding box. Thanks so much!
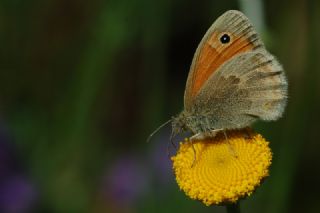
[184,10,264,110]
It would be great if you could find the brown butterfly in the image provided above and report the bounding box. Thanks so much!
[149,10,287,142]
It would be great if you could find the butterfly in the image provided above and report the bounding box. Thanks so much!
[149,10,287,142]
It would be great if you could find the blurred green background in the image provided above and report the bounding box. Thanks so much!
[0,0,319,212]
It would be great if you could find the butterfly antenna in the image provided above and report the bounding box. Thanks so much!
[146,119,172,143]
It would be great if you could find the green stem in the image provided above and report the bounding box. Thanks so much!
[226,203,241,213]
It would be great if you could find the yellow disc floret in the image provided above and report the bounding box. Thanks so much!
[171,129,272,206]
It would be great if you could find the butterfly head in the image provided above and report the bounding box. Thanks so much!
[171,112,190,139]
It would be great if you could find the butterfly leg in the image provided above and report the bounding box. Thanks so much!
[189,128,224,166]
[190,129,222,141]
[187,139,197,168]
[242,127,253,139]
[223,130,238,158]
[190,132,205,141]
[167,133,177,159]
[208,128,223,138]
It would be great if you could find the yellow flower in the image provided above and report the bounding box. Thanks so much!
[171,128,272,206]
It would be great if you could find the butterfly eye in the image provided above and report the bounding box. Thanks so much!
[220,34,230,44]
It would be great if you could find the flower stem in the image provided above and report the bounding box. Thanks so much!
[226,203,240,213]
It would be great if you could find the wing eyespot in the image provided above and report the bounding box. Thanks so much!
[220,33,230,44]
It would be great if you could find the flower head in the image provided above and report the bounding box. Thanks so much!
[171,129,272,206]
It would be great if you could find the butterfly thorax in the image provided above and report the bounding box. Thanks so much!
[172,110,218,137]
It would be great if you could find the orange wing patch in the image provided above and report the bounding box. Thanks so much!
[188,32,255,99]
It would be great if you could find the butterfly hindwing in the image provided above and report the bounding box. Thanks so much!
[192,50,288,130]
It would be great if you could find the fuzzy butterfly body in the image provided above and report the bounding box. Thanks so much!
[171,10,287,139]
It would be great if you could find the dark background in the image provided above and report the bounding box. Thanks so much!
[0,0,319,212]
